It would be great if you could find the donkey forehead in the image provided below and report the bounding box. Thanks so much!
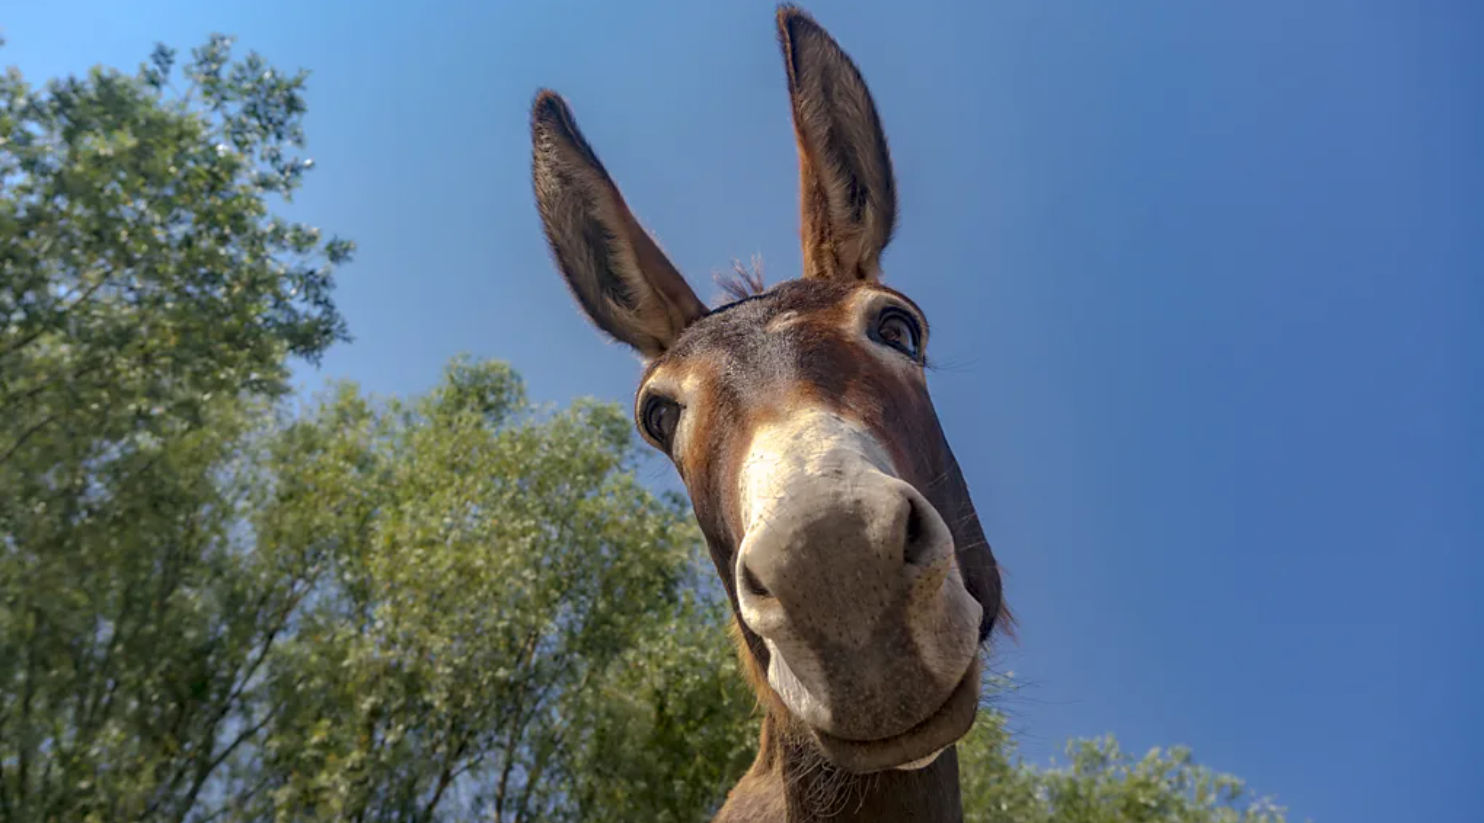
[636,278,942,510]
[641,279,925,389]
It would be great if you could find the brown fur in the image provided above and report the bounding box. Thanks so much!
[531,90,707,357]
[778,8,897,281]
[530,6,1007,821]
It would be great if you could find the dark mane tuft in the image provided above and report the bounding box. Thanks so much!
[712,255,768,304]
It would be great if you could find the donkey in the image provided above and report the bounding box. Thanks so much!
[530,6,1007,821]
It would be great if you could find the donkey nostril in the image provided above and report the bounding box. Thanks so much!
[740,562,771,599]
[902,495,929,566]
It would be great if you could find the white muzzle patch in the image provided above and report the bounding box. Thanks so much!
[733,409,982,745]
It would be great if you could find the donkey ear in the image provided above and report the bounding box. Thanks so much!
[776,5,897,283]
[531,90,707,359]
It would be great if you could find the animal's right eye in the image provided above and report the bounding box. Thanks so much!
[640,395,683,449]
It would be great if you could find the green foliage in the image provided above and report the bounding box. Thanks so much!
[0,35,351,823]
[958,708,1288,823]
[0,35,353,477]
[242,358,719,823]
[0,394,287,823]
[560,593,758,823]
[0,342,738,823]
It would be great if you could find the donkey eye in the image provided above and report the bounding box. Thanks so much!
[641,395,682,448]
[871,307,922,361]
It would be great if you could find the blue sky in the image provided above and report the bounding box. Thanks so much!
[6,1,1479,820]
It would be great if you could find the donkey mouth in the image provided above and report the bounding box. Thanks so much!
[809,655,981,774]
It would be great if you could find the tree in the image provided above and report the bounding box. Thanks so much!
[557,592,758,823]
[0,36,351,823]
[958,705,1289,823]
[238,358,733,823]
[1,36,352,467]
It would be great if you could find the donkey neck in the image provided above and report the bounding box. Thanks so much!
[716,717,965,823]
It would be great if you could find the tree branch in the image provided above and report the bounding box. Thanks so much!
[0,413,57,467]
[419,732,472,823]
[0,266,112,362]
[170,700,284,823]
[140,573,312,823]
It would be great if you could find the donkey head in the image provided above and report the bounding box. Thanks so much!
[531,5,1005,774]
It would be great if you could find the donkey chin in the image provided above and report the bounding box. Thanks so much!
[733,409,985,774]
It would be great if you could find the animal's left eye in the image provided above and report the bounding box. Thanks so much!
[871,307,922,361]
